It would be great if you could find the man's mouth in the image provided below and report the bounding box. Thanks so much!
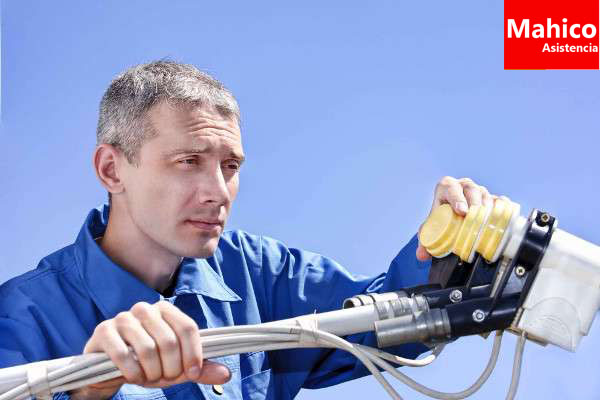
[186,219,223,231]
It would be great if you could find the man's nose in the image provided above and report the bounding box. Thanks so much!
[197,164,230,205]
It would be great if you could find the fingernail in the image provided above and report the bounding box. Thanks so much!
[187,365,201,379]
[222,366,232,382]
[457,202,469,214]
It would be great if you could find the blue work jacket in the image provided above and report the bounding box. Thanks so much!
[0,205,431,399]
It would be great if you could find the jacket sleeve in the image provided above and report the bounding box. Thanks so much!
[0,314,117,400]
[253,233,432,395]
[0,318,48,367]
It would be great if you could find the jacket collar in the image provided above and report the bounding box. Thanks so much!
[73,205,240,320]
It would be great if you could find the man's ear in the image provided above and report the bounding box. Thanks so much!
[93,144,126,195]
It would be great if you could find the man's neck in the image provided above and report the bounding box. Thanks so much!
[99,207,182,294]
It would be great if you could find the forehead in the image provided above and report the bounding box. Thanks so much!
[144,102,242,150]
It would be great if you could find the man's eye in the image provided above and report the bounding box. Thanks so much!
[224,160,241,171]
[179,158,197,165]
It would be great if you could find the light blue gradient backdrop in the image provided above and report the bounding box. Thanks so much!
[2,1,599,399]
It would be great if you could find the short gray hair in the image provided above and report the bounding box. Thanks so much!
[96,60,240,164]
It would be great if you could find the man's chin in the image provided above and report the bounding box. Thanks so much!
[178,237,221,259]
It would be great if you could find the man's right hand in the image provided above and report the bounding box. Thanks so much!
[69,300,231,400]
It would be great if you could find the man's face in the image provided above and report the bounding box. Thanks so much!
[118,102,244,258]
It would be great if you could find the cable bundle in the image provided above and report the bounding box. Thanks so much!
[0,318,526,400]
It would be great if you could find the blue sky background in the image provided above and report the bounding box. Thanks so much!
[2,1,600,399]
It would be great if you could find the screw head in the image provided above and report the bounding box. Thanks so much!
[515,266,527,277]
[472,309,486,322]
[540,213,550,223]
[449,289,463,303]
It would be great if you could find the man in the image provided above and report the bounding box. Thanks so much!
[0,61,493,399]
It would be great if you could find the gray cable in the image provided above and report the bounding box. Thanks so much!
[505,333,526,400]
[360,331,504,400]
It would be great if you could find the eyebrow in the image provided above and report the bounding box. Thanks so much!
[164,148,246,163]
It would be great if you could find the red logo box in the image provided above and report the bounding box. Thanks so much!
[504,0,600,69]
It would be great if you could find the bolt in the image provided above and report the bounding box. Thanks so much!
[515,266,526,277]
[540,213,550,224]
[449,289,463,303]
[472,309,486,323]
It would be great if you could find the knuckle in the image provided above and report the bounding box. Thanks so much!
[127,366,145,385]
[159,334,179,352]
[131,302,152,316]
[114,312,133,327]
[94,320,111,335]
[132,308,153,322]
[123,369,141,384]
[181,322,198,338]
[137,342,158,361]
[133,301,151,309]
[156,300,176,313]
[439,176,455,186]
[186,355,201,370]
[461,181,478,190]
[112,348,131,364]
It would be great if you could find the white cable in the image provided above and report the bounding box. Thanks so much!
[505,333,526,400]
[305,327,404,399]
[353,344,437,367]
[359,331,504,400]
[201,323,407,399]
[51,370,123,399]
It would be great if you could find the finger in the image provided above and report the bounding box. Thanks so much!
[86,376,127,391]
[70,376,127,399]
[158,301,205,381]
[460,179,483,208]
[196,360,232,385]
[142,371,192,388]
[114,311,163,382]
[89,320,146,385]
[416,243,432,261]
[131,302,182,381]
[480,187,493,208]
[143,361,231,388]
[432,176,457,210]
[444,182,469,215]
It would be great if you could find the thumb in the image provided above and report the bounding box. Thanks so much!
[197,360,232,385]
[416,243,432,261]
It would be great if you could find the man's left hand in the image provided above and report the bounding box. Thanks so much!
[416,176,495,261]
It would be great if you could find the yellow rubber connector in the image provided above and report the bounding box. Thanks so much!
[476,199,516,261]
[419,199,516,262]
[418,204,463,258]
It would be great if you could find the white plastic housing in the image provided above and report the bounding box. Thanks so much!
[501,216,600,351]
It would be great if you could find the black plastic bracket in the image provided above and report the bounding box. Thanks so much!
[489,209,556,313]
